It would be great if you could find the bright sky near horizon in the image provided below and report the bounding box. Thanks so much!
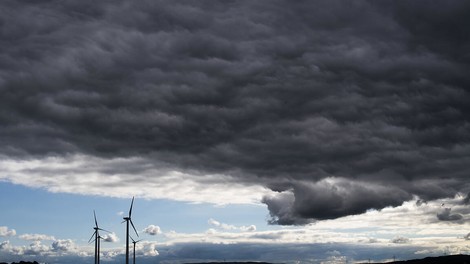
[1,0,470,263]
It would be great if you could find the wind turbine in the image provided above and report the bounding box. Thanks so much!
[123,197,139,264]
[130,236,142,264]
[88,210,110,264]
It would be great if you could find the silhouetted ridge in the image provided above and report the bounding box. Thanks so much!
[0,261,39,264]
[185,262,276,264]
[362,254,470,264]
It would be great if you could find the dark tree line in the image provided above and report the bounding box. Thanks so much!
[0,261,39,264]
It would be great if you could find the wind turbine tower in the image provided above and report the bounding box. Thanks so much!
[123,197,139,264]
[88,210,110,264]
[130,236,142,264]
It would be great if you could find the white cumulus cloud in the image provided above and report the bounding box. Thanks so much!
[208,218,237,230]
[143,225,161,236]
[208,218,256,232]
[142,242,159,256]
[0,226,16,237]
[24,241,50,256]
[101,233,119,242]
[52,239,76,252]
[19,233,56,241]
[240,225,257,232]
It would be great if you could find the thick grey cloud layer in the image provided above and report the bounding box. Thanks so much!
[1,0,470,224]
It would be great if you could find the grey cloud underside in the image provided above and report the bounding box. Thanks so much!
[1,0,470,223]
[436,208,463,222]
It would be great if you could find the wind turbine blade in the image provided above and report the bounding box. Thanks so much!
[129,235,135,243]
[129,197,134,217]
[97,228,111,233]
[121,220,126,224]
[130,219,139,237]
[88,231,96,244]
[94,210,98,227]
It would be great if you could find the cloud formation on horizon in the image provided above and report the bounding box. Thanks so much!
[0,0,469,224]
[1,196,470,263]
[0,227,16,237]
[19,234,56,241]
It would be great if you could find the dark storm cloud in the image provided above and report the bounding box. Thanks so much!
[1,0,470,223]
[436,208,463,222]
[263,178,412,224]
[463,193,470,205]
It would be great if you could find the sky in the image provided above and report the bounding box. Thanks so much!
[1,0,470,263]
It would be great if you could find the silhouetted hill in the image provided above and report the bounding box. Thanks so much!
[363,254,470,264]
[0,261,39,264]
[185,255,470,264]
[185,262,275,264]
